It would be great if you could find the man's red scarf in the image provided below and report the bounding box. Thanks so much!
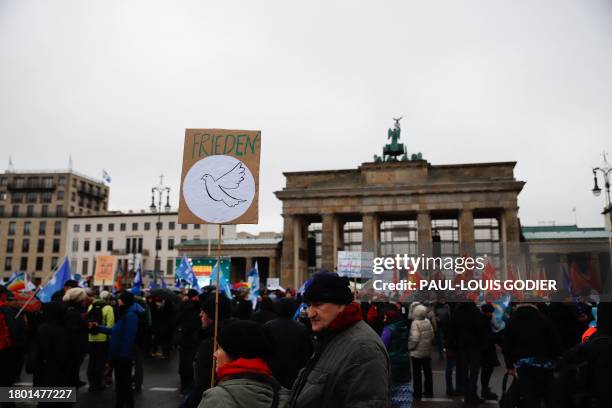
[217,357,272,382]
[328,302,362,331]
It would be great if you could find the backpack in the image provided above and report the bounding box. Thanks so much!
[87,303,105,325]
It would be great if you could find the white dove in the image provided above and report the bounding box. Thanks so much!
[201,162,247,207]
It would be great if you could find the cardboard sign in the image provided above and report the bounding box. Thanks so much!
[337,251,374,278]
[266,277,282,291]
[94,255,117,286]
[179,129,261,224]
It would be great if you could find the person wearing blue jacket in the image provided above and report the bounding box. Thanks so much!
[91,291,142,408]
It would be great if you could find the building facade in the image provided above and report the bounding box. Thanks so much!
[275,160,525,289]
[67,211,237,282]
[0,170,109,282]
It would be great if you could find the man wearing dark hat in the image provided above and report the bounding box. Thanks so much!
[288,272,390,408]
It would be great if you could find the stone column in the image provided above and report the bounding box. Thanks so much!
[500,207,521,279]
[280,214,295,288]
[459,209,475,254]
[503,207,520,243]
[269,256,277,278]
[244,257,253,280]
[333,216,345,269]
[417,211,432,256]
[362,213,380,256]
[321,213,336,271]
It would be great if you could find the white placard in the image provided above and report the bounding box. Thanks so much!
[337,251,374,278]
[266,277,282,290]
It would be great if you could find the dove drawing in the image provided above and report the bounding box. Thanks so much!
[201,162,247,207]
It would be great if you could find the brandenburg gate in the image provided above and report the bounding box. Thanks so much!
[275,119,526,289]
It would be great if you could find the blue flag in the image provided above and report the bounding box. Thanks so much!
[210,262,232,299]
[147,279,159,290]
[160,276,168,289]
[293,277,313,320]
[38,257,71,303]
[175,256,199,290]
[247,262,260,310]
[130,262,143,295]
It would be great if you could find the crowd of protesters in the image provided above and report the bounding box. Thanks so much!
[1,272,612,408]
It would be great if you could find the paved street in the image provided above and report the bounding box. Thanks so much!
[14,348,507,407]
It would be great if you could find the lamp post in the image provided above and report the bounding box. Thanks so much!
[150,175,171,284]
[592,152,612,281]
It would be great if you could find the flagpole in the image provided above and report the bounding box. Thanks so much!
[15,287,41,319]
[211,223,223,388]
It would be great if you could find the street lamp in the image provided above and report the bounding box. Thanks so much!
[151,175,171,284]
[592,152,612,229]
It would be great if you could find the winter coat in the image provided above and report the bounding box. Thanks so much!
[408,305,434,358]
[264,317,313,389]
[448,302,487,351]
[87,301,115,342]
[177,300,202,349]
[97,303,143,360]
[382,317,411,383]
[288,320,390,408]
[199,377,290,408]
[503,304,561,369]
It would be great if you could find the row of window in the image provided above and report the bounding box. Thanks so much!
[0,176,59,188]
[73,221,203,233]
[0,190,63,204]
[74,258,175,276]
[72,237,190,252]
[4,220,62,236]
[4,256,59,272]
[5,238,61,254]
[0,204,65,217]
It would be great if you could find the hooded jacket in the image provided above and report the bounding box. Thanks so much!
[408,305,434,358]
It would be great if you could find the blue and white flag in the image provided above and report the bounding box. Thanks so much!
[293,277,313,320]
[130,262,143,295]
[175,255,199,290]
[247,262,260,310]
[147,279,159,290]
[210,262,232,299]
[102,169,111,184]
[37,257,71,303]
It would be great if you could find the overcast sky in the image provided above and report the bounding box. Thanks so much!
[1,0,611,234]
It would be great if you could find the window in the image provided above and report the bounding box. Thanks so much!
[85,224,91,232]
[8,222,15,235]
[169,221,176,230]
[54,221,61,235]
[20,257,28,271]
[14,178,25,188]
[4,257,12,271]
[51,257,58,270]
[11,205,19,217]
[41,192,52,203]
[35,257,43,271]
[84,240,90,252]
[70,206,74,213]
[58,176,66,186]
[27,205,34,217]
[0,206,3,216]
[41,205,48,217]
[0,177,6,186]
[22,239,29,252]
[194,224,200,229]
[73,224,79,233]
[0,192,6,201]
[42,177,53,188]
[11,192,23,203]
[138,238,143,253]
[156,221,162,231]
[71,192,76,201]
[126,238,131,253]
[168,238,174,250]
[181,224,188,230]
[52,238,60,253]
[57,191,64,200]
[144,222,151,231]
[82,259,89,276]
[72,239,78,252]
[27,192,37,203]
[132,223,138,231]
[37,239,44,253]
[56,206,63,216]
[108,223,114,232]
[181,236,187,243]
[95,240,101,251]
[120,223,126,231]
[6,239,14,252]
[96,224,102,232]
[39,221,46,235]
[24,222,31,235]
[107,239,113,251]
[166,258,174,276]
[156,238,162,251]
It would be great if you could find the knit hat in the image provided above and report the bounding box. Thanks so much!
[199,291,231,321]
[118,291,135,307]
[62,287,87,303]
[99,290,112,301]
[218,320,273,360]
[303,271,353,305]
